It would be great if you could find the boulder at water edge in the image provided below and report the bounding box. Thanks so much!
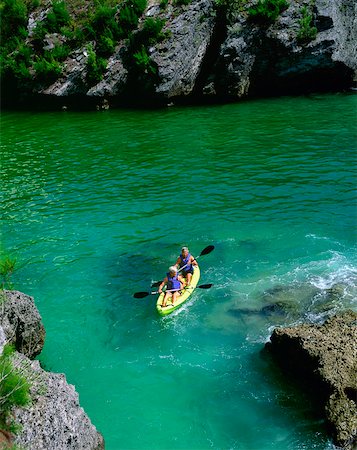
[0,290,45,359]
[265,310,357,450]
[0,290,104,450]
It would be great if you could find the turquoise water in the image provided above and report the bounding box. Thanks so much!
[1,93,356,450]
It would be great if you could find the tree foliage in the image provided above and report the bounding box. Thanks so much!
[0,345,31,432]
[248,0,288,23]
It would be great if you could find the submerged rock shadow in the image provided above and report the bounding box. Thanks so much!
[228,282,352,329]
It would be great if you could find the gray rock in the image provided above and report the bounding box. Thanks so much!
[43,48,90,97]
[0,324,6,354]
[328,0,357,71]
[12,352,104,450]
[5,0,357,105]
[213,0,356,99]
[0,291,104,449]
[265,310,357,450]
[151,0,216,98]
[87,44,128,97]
[0,290,45,359]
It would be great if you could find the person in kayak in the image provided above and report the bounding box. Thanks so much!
[158,266,185,308]
[175,246,197,285]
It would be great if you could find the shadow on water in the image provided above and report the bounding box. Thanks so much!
[248,348,331,444]
[227,281,353,330]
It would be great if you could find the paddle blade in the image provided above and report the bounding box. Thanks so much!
[200,245,215,256]
[133,291,150,298]
[198,283,213,289]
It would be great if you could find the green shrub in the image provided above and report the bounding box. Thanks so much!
[130,0,147,17]
[129,17,165,52]
[28,0,40,9]
[34,56,63,83]
[31,22,48,51]
[124,15,167,87]
[31,1,70,50]
[248,0,288,23]
[46,1,71,32]
[141,17,166,43]
[46,44,71,61]
[91,5,119,37]
[297,6,317,43]
[0,255,17,289]
[118,0,147,34]
[118,5,139,33]
[159,0,169,9]
[97,34,116,55]
[86,44,107,85]
[0,345,31,432]
[173,0,191,5]
[133,45,157,75]
[0,0,28,43]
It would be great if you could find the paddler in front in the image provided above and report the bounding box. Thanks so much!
[175,246,197,285]
[158,266,185,308]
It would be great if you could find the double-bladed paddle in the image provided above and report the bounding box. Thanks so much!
[151,245,215,287]
[133,283,213,299]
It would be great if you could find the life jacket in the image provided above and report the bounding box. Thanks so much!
[167,272,181,290]
[179,253,192,271]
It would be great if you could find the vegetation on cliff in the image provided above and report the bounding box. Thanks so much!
[0,256,17,290]
[0,0,151,89]
[0,0,295,93]
[0,344,31,434]
[0,0,354,105]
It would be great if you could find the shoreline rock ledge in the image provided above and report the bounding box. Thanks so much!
[0,290,104,450]
[265,310,357,450]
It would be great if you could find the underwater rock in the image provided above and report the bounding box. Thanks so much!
[265,310,357,450]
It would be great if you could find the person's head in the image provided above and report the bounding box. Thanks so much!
[169,266,177,276]
[181,246,189,257]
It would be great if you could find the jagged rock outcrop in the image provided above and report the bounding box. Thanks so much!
[150,0,216,98]
[210,0,356,98]
[0,290,45,359]
[12,352,105,450]
[0,291,104,450]
[265,310,357,450]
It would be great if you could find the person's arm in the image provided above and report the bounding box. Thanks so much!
[175,256,181,268]
[158,277,168,294]
[178,275,185,288]
[191,255,198,266]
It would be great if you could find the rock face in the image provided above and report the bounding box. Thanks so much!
[265,310,357,450]
[211,0,356,99]
[12,353,105,450]
[2,0,356,107]
[150,0,216,99]
[0,291,104,450]
[0,290,45,359]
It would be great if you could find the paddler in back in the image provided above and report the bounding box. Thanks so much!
[175,246,197,286]
[158,266,185,308]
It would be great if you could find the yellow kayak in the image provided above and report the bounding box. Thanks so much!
[156,265,201,316]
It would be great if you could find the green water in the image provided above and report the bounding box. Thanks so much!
[1,93,356,450]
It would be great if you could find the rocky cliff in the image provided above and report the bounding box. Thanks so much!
[265,310,357,450]
[1,0,356,108]
[0,290,104,450]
